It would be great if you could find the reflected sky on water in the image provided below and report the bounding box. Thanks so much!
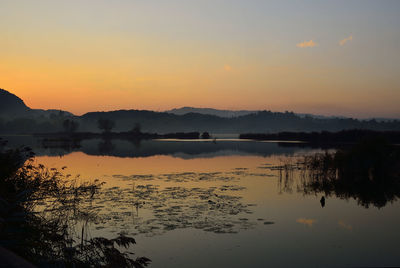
[4,136,400,267]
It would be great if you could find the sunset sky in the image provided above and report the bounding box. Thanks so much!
[1,0,399,118]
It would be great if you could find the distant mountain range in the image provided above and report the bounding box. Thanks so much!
[0,88,399,134]
[167,107,351,120]
[166,107,258,118]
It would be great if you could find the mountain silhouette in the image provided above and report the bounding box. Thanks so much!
[0,88,30,115]
[0,88,73,119]
[167,107,257,118]
[78,110,400,133]
[166,107,345,120]
[1,88,400,134]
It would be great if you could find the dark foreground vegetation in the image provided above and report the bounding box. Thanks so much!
[240,129,400,144]
[279,137,400,208]
[0,138,150,267]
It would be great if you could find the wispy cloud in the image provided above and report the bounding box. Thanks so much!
[296,218,316,227]
[296,40,318,48]
[339,35,353,46]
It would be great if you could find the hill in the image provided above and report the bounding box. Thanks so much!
[78,110,400,134]
[0,89,73,119]
[167,107,257,118]
[167,107,353,120]
[0,89,75,134]
[1,88,400,134]
[0,88,30,116]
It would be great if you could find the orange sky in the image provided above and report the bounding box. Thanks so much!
[1,1,399,118]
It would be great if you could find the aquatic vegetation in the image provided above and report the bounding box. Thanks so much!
[121,172,236,183]
[88,182,256,236]
[83,169,280,237]
[277,138,400,208]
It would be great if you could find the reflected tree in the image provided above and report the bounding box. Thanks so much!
[201,132,211,139]
[98,139,115,155]
[279,138,400,208]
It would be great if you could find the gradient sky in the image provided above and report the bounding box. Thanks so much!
[1,0,399,117]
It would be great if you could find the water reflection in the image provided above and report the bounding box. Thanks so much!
[296,218,316,227]
[320,196,325,207]
[338,220,352,231]
[97,139,115,155]
[3,136,400,267]
[278,139,400,208]
[3,135,314,158]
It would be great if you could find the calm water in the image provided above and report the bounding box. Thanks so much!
[8,138,400,267]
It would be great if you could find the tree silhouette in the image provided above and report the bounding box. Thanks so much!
[131,122,142,135]
[201,132,210,139]
[97,119,115,133]
[62,119,79,133]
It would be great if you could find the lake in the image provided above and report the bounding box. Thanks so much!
[6,137,400,267]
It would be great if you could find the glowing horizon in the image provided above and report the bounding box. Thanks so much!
[1,0,400,118]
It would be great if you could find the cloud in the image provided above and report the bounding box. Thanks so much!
[296,40,318,48]
[224,64,232,71]
[296,218,316,227]
[339,35,353,46]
